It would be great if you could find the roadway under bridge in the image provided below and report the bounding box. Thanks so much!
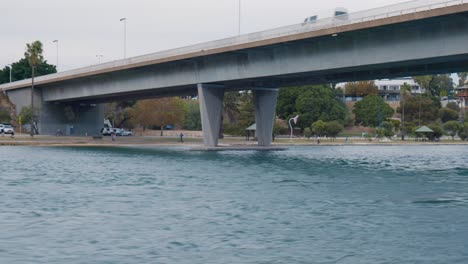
[1,0,468,147]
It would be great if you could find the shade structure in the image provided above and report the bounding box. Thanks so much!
[415,126,433,133]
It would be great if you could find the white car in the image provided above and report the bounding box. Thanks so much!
[0,124,15,135]
[121,129,133,136]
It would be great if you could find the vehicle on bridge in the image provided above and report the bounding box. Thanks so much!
[303,7,348,23]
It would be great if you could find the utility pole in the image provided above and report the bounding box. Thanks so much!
[30,66,35,137]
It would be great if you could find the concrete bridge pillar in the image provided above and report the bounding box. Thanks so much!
[198,84,224,147]
[252,88,278,147]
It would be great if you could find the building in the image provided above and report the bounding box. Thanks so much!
[456,85,468,109]
[338,77,423,102]
[375,77,423,101]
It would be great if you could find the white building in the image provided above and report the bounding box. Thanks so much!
[375,77,423,101]
[338,77,423,102]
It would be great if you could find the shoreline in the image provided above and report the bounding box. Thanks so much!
[1,135,467,148]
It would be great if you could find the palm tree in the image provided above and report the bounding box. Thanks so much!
[24,41,44,137]
[459,72,468,87]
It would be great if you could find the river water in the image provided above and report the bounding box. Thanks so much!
[1,145,467,263]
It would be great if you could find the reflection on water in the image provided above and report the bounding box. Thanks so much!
[1,146,468,263]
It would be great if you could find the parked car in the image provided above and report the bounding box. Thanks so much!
[0,124,15,135]
[121,130,133,136]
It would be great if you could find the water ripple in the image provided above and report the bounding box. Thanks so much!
[1,145,468,263]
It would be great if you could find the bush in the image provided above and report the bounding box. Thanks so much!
[325,121,344,139]
[381,121,394,138]
[223,123,246,136]
[428,123,444,141]
[312,120,327,137]
[443,121,462,141]
[304,127,312,139]
[459,123,468,141]
[439,108,459,123]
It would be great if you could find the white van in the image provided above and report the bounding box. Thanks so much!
[303,7,348,23]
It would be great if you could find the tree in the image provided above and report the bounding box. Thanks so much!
[19,106,38,126]
[397,94,440,124]
[382,121,394,138]
[353,95,394,127]
[439,108,459,123]
[304,127,313,139]
[443,121,461,141]
[325,121,344,139]
[295,85,346,129]
[458,123,468,141]
[311,120,327,137]
[458,72,467,87]
[400,83,412,140]
[237,91,255,129]
[223,92,240,124]
[183,100,202,130]
[129,97,185,136]
[413,75,454,97]
[24,41,44,136]
[428,123,443,141]
[276,87,308,120]
[0,58,56,84]
[344,81,378,97]
[446,102,459,112]
[104,101,135,128]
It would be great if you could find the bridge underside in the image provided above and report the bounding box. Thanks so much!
[5,10,468,146]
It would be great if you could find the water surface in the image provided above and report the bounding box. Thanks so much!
[1,146,468,263]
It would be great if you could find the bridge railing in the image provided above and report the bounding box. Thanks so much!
[108,0,468,71]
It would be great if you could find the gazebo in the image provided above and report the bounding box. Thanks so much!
[415,126,433,141]
[245,123,256,141]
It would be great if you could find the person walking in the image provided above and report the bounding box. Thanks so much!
[111,131,116,142]
[179,132,184,143]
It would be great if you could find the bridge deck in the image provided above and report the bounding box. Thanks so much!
[0,0,467,91]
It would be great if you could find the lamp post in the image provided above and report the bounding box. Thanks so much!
[289,115,299,141]
[238,0,242,35]
[53,40,59,71]
[96,54,104,64]
[120,18,127,58]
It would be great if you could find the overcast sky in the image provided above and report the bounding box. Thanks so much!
[1,0,413,71]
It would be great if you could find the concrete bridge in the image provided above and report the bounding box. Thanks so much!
[1,0,468,147]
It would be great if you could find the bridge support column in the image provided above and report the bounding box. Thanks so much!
[198,84,224,147]
[253,88,278,147]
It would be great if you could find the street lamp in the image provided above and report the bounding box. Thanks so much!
[96,54,104,64]
[289,115,299,140]
[120,18,127,58]
[53,40,59,71]
[238,0,242,35]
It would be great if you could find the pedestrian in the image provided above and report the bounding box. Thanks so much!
[179,132,184,143]
[111,131,116,142]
